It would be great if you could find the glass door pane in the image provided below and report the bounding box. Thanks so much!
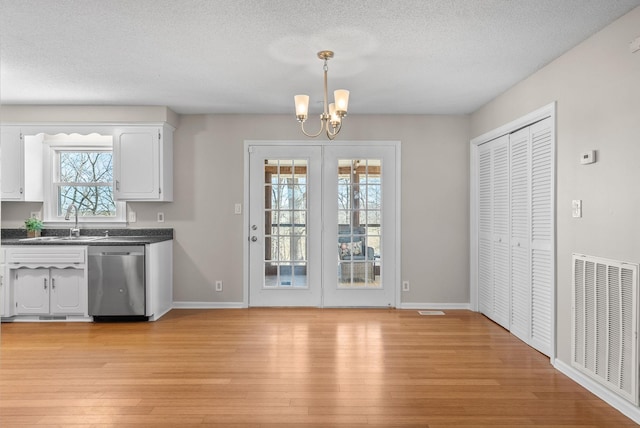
[264,159,308,288]
[337,159,381,288]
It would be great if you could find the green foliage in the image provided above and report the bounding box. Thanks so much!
[24,217,44,232]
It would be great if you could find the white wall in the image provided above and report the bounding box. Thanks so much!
[1,111,471,306]
[470,7,640,364]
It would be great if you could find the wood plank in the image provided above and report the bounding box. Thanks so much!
[0,308,635,426]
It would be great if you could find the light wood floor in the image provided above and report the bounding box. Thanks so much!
[0,309,636,427]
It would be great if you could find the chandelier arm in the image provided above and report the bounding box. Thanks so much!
[301,118,327,138]
[326,131,336,140]
[326,121,342,140]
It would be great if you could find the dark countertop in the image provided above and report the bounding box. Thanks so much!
[1,228,173,246]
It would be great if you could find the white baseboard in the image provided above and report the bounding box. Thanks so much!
[553,359,640,424]
[398,302,472,310]
[172,301,246,309]
[171,302,471,311]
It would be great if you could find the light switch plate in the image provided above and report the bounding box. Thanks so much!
[128,211,136,222]
[630,36,640,53]
[234,203,242,215]
[157,212,165,223]
[572,200,582,218]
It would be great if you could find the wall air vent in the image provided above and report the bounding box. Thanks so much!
[572,254,639,404]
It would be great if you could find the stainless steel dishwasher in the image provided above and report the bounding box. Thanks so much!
[88,245,146,320]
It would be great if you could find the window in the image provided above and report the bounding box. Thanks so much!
[56,150,115,217]
[43,133,125,224]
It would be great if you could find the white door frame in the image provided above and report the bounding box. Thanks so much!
[243,140,401,308]
[469,102,556,361]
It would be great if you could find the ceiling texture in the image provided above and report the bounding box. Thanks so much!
[1,0,639,115]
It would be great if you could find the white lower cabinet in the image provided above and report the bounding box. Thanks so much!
[13,268,85,316]
[146,240,173,321]
[5,246,88,319]
[2,242,172,322]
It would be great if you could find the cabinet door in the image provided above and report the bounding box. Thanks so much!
[1,127,24,200]
[50,269,86,315]
[14,269,50,314]
[113,128,160,200]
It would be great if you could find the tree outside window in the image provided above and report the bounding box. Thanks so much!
[56,151,116,217]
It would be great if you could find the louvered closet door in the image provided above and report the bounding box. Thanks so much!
[509,127,531,342]
[529,117,553,356]
[477,135,510,329]
[507,117,553,356]
[476,116,554,357]
[477,143,493,316]
[491,137,511,329]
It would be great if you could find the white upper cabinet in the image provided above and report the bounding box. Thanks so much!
[1,122,173,203]
[0,126,43,201]
[113,124,173,201]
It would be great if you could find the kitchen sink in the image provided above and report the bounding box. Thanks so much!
[19,236,60,242]
[58,236,106,242]
[19,236,106,242]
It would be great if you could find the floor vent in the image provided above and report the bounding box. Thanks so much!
[418,310,445,316]
[38,316,67,321]
[572,254,639,405]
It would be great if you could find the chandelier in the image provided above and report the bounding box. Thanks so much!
[294,50,350,140]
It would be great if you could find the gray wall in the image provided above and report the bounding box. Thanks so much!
[1,111,471,306]
[470,7,640,363]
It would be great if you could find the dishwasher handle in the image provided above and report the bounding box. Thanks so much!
[100,252,134,256]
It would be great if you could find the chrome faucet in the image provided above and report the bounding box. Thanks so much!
[64,204,80,238]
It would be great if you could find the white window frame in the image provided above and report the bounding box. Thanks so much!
[43,136,126,227]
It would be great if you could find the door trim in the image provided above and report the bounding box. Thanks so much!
[469,102,556,361]
[243,140,401,308]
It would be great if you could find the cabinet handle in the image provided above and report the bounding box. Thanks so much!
[44,278,47,290]
[52,278,55,290]
[116,180,120,191]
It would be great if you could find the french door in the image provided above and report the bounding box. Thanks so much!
[247,142,398,307]
[322,145,397,307]
[248,145,322,306]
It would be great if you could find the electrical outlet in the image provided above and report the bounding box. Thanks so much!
[157,212,165,223]
[30,211,40,219]
[402,281,410,291]
[234,203,242,215]
[215,280,223,292]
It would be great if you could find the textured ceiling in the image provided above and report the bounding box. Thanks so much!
[1,0,639,115]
